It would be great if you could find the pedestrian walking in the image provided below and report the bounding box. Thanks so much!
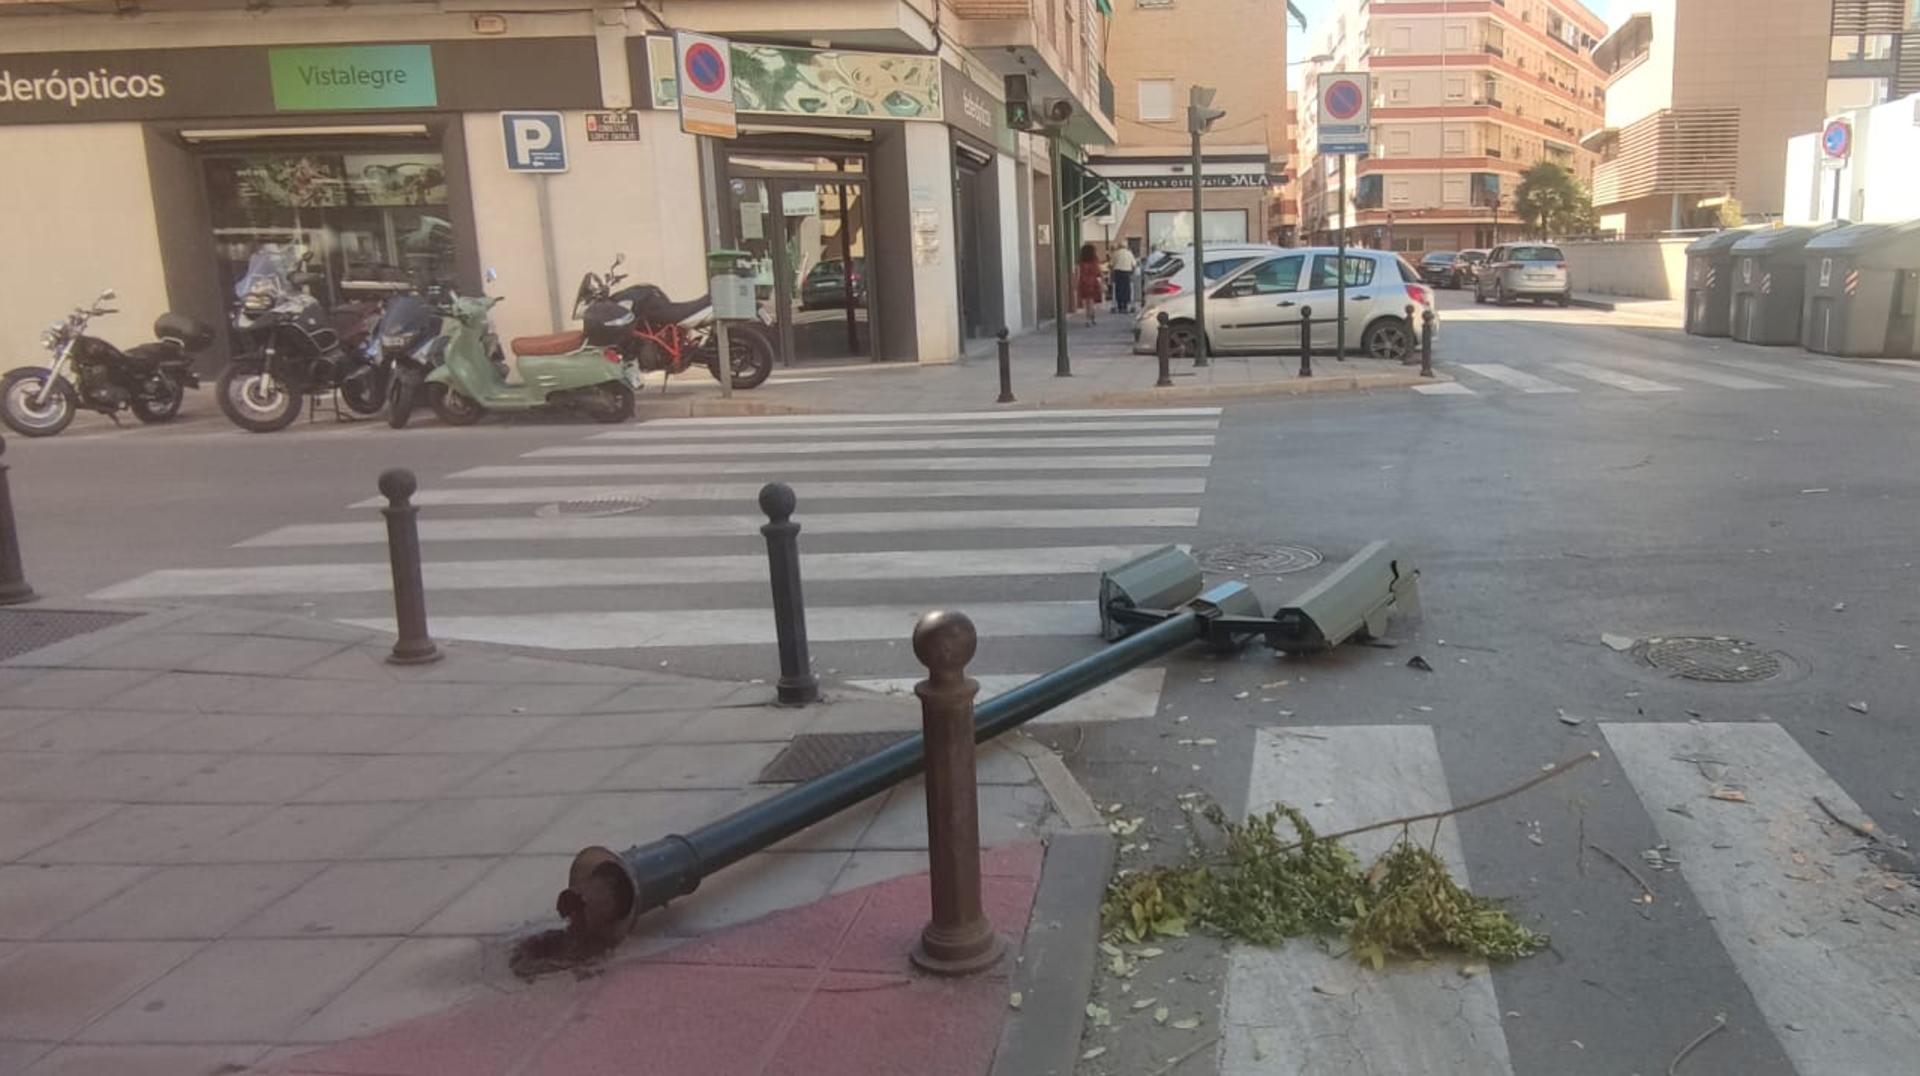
[1109,242,1137,314]
[1076,243,1103,326]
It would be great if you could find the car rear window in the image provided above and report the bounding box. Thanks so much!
[1203,256,1256,280]
[1394,256,1423,283]
[1424,252,1458,263]
[1312,254,1377,288]
[1510,246,1564,262]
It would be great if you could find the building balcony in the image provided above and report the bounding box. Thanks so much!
[949,0,1115,143]
[1483,43,1506,59]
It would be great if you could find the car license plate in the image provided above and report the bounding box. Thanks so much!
[624,365,644,389]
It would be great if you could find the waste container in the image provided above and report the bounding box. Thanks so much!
[1683,228,1751,337]
[1728,221,1849,346]
[707,250,757,320]
[1801,218,1920,358]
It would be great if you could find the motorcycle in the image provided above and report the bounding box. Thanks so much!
[215,247,389,433]
[373,292,446,430]
[574,254,776,391]
[2,289,210,438]
[423,271,635,425]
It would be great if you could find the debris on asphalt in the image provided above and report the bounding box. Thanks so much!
[1601,633,1636,652]
[1407,655,1434,672]
[1588,843,1657,904]
[1848,701,1870,714]
[1233,691,1250,700]
[1131,997,1158,1010]
[1708,788,1749,804]
[1081,1046,1108,1061]
[1086,1002,1112,1028]
[1800,488,1830,494]
[1666,1013,1728,1074]
[1312,983,1352,997]
[1831,602,1847,612]
[1008,991,1023,1009]
[1153,1006,1170,1024]
[1556,710,1586,726]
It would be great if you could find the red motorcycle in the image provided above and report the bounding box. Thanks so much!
[574,255,775,391]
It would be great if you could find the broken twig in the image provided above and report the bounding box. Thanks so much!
[1814,795,1919,870]
[1667,1013,1727,1075]
[1588,843,1655,904]
[1145,1035,1221,1076]
[1273,752,1601,853]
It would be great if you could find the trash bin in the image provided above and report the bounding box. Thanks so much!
[1801,218,1920,358]
[706,249,756,321]
[1683,228,1752,337]
[1728,222,1849,346]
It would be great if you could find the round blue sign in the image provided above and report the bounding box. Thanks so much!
[1325,80,1364,121]
[1822,120,1851,159]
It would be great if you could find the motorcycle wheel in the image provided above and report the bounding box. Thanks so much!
[705,326,775,390]
[130,374,184,424]
[585,381,635,423]
[425,383,484,426]
[338,367,388,417]
[0,369,76,438]
[217,364,303,433]
[387,372,419,430]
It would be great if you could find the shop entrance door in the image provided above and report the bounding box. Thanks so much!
[726,155,873,365]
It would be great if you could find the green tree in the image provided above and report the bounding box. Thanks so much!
[1513,163,1598,239]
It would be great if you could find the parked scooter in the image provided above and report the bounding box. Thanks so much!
[216,247,389,433]
[574,254,776,391]
[2,289,210,438]
[424,272,635,425]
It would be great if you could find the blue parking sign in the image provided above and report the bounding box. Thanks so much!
[501,112,567,173]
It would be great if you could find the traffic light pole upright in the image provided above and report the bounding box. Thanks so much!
[1188,86,1224,368]
[1052,131,1070,377]
[1336,154,1347,361]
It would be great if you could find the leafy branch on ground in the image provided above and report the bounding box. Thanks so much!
[1101,752,1599,968]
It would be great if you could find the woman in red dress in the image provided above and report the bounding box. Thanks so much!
[1075,243,1104,325]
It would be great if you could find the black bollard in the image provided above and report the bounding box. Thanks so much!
[1402,304,1419,365]
[995,328,1015,404]
[1420,309,1436,378]
[1298,305,1314,378]
[0,436,34,606]
[379,469,440,665]
[759,482,819,706]
[1154,313,1174,388]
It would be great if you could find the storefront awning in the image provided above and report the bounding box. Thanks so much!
[1062,157,1121,219]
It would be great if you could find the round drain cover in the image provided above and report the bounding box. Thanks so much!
[1195,543,1323,576]
[1642,636,1782,683]
[536,496,654,519]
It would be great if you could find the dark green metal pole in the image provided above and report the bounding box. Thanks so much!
[1052,132,1070,377]
[1190,124,1209,367]
[1336,154,1347,361]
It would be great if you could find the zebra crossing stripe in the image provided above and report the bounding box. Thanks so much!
[1604,722,1920,1071]
[1552,363,1682,393]
[518,434,1217,457]
[588,419,1221,439]
[1458,363,1577,394]
[89,545,1161,600]
[348,477,1207,508]
[341,600,1096,649]
[1612,357,1783,389]
[636,407,1223,427]
[451,455,1214,480]
[1705,360,1885,388]
[1830,359,1920,384]
[237,508,1204,548]
[845,668,1165,726]
[1412,381,1477,395]
[1220,726,1516,1075]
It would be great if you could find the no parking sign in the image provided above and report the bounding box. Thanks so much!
[1317,73,1371,155]
[675,31,737,139]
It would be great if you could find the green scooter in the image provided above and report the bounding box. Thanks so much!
[424,282,635,426]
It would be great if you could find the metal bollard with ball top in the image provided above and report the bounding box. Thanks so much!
[759,482,819,706]
[1420,309,1436,377]
[1154,313,1174,388]
[1297,305,1314,378]
[0,436,34,606]
[379,468,440,665]
[994,328,1015,404]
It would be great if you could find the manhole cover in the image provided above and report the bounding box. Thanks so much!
[535,496,653,519]
[1196,543,1323,576]
[1641,636,1783,683]
[757,731,912,783]
[0,608,136,661]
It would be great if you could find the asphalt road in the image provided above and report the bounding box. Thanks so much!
[9,291,1920,1074]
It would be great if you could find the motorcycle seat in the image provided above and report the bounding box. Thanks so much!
[662,295,713,325]
[123,342,186,367]
[510,330,585,357]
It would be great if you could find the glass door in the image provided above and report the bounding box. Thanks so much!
[725,154,873,365]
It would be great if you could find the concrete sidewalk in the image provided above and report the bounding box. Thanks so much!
[0,602,1101,1075]
[637,317,1439,418]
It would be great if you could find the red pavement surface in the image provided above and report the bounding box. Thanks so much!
[268,843,1045,1076]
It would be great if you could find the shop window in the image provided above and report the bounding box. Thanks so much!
[1391,237,1426,253]
[202,150,455,309]
[1146,209,1249,248]
[1138,79,1174,121]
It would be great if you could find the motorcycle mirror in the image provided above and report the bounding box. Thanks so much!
[612,253,625,269]
[485,267,499,284]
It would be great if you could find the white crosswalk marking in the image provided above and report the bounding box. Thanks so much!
[1706,359,1886,388]
[526,434,1218,456]
[1457,363,1577,393]
[349,477,1206,508]
[589,418,1221,439]
[1552,363,1683,392]
[1412,381,1477,396]
[1830,358,1920,383]
[634,407,1226,426]
[1613,357,1784,389]
[451,455,1213,479]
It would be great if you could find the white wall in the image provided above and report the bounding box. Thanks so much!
[902,121,961,362]
[462,109,705,349]
[1561,238,1691,300]
[995,153,1025,333]
[1781,94,1920,225]
[0,123,170,372]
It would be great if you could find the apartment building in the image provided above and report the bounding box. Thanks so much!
[1584,0,1915,236]
[1087,0,1290,252]
[1,0,1114,370]
[1297,0,1605,254]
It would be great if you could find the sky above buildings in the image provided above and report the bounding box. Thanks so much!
[1282,0,1632,88]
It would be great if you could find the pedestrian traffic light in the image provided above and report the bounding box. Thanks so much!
[1004,74,1032,131]
[1188,85,1225,134]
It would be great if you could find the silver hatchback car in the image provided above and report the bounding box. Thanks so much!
[1474,243,1571,306]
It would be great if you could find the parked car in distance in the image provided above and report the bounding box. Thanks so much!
[799,257,867,311]
[1474,243,1571,306]
[1134,246,1437,362]
[1455,249,1490,286]
[1419,251,1463,288]
[1139,244,1284,310]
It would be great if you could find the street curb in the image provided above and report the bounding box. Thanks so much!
[990,830,1117,1076]
[1088,368,1440,406]
[1570,296,1618,311]
[634,396,823,419]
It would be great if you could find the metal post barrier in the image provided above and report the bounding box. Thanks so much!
[1420,310,1436,378]
[0,436,34,606]
[1298,305,1314,378]
[379,469,440,665]
[759,482,819,706]
[1154,313,1174,388]
[1402,304,1419,365]
[995,328,1015,404]
[908,610,1005,975]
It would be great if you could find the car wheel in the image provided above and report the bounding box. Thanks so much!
[1363,318,1414,362]
[1165,322,1202,359]
[1558,292,1573,308]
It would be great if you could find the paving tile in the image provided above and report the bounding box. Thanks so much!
[0,1041,53,1073]
[828,850,929,896]
[95,674,266,714]
[0,865,149,940]
[974,741,1038,785]
[288,937,491,1043]
[248,714,439,755]
[160,608,293,637]
[646,851,850,938]
[4,753,214,803]
[80,938,395,1044]
[152,755,364,805]
[294,753,495,803]
[384,716,563,754]
[585,680,757,714]
[26,803,266,865]
[50,864,319,942]
[286,647,400,684]
[236,859,493,938]
[829,873,1034,976]
[359,796,573,859]
[182,637,352,677]
[0,669,159,711]
[855,782,1053,850]
[118,713,311,753]
[0,803,123,862]
[642,886,867,971]
[538,711,699,750]
[767,969,1007,1076]
[980,841,1045,881]
[597,742,786,791]
[663,704,811,744]
[2,712,195,753]
[524,964,813,1076]
[201,803,423,863]
[261,979,576,1076]
[0,941,196,1039]
[417,855,572,936]
[768,792,884,854]
[520,789,757,855]
[0,709,66,740]
[456,749,637,798]
[23,1042,270,1076]
[56,633,231,672]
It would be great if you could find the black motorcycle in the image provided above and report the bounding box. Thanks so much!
[216,248,388,433]
[377,292,445,430]
[2,288,209,438]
